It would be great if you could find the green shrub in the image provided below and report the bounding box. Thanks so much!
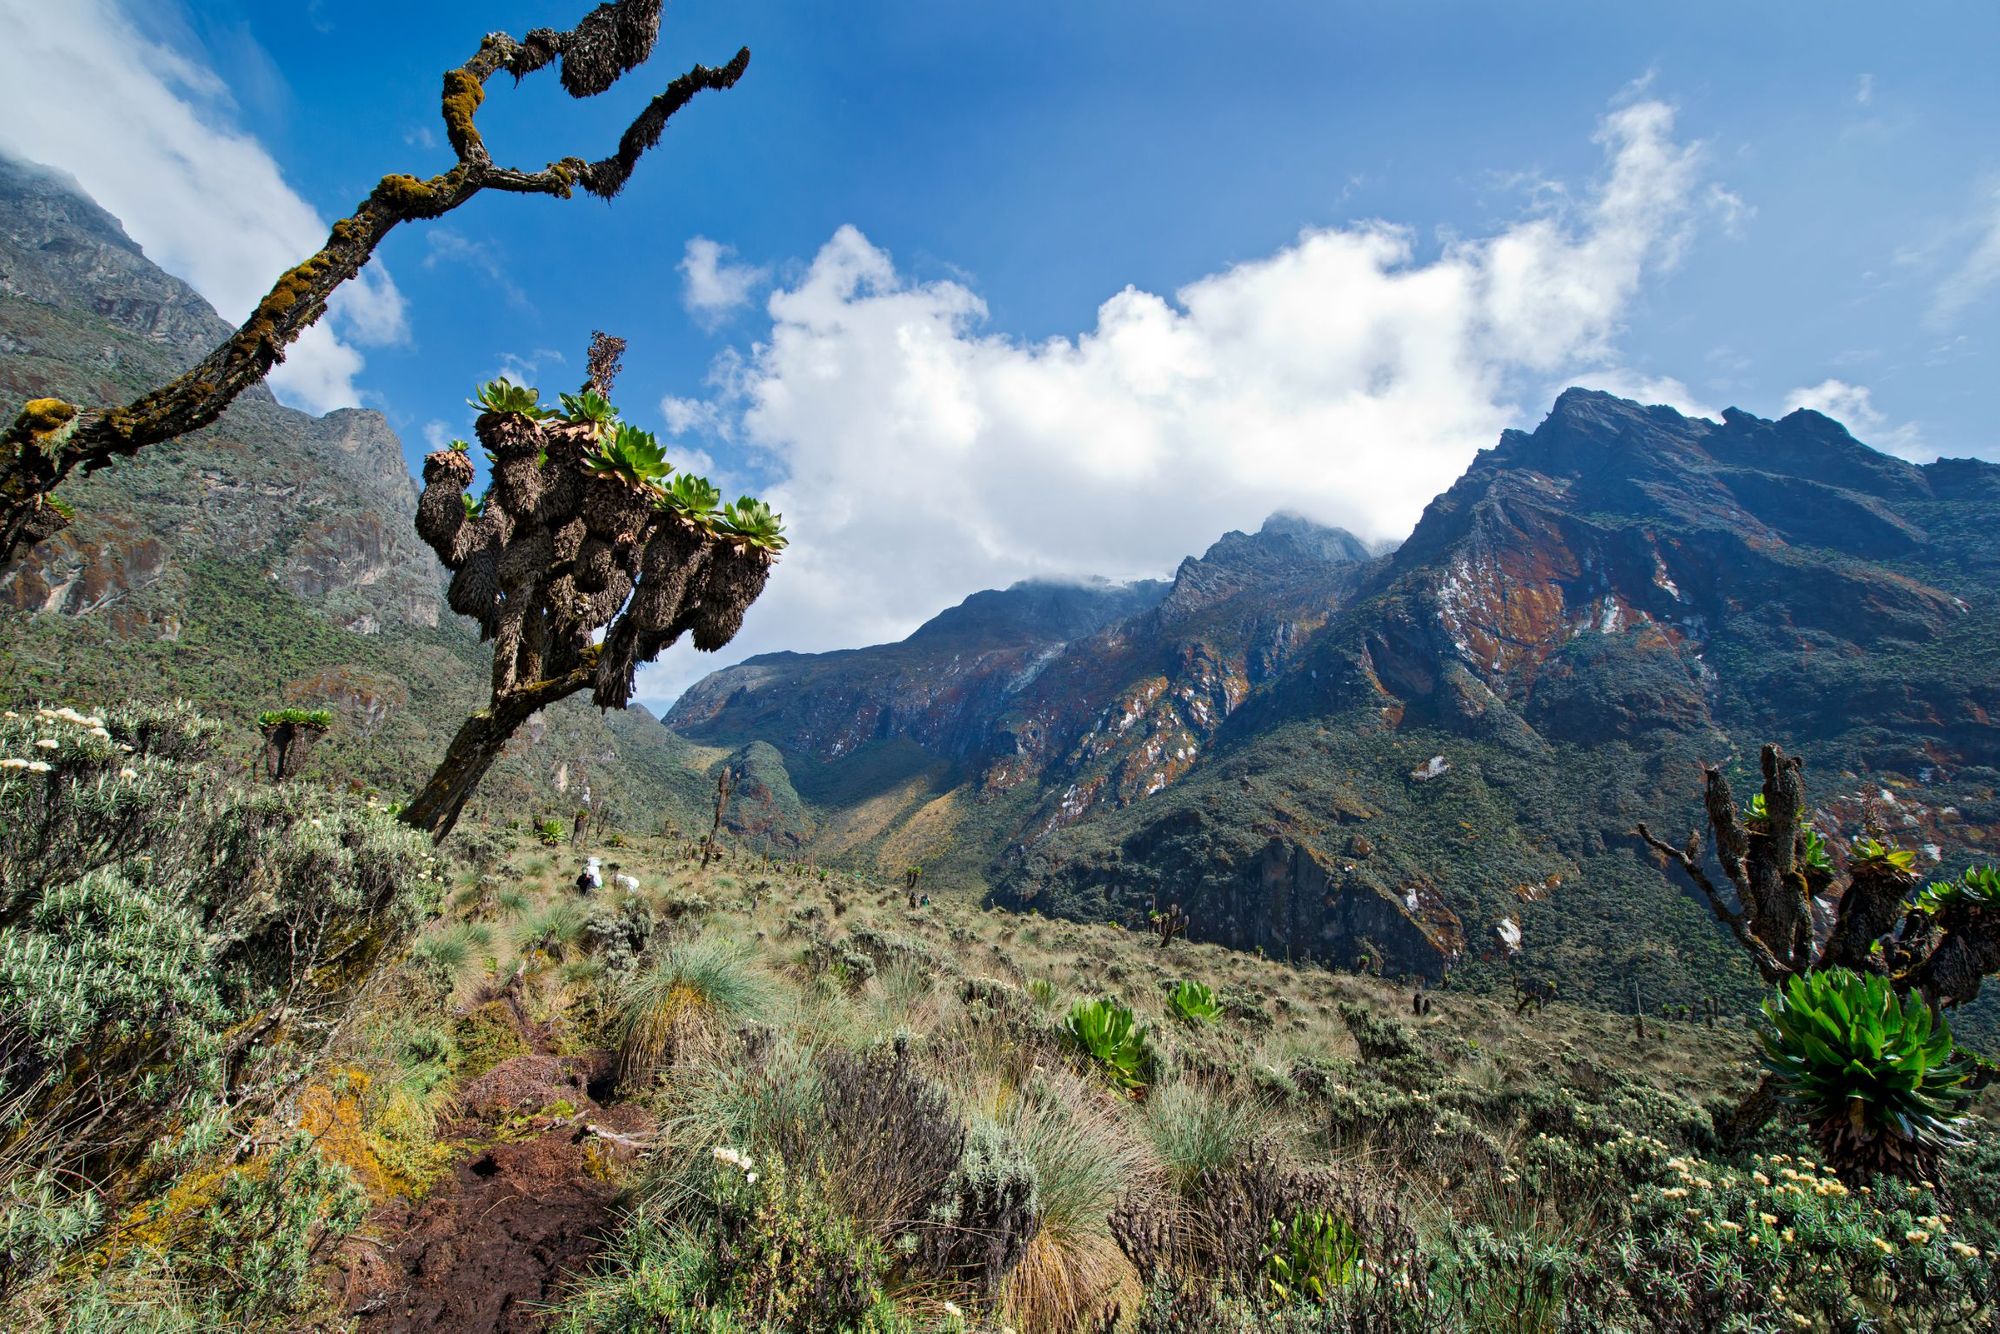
[0,702,437,1229]
[1167,979,1222,1025]
[536,816,567,846]
[1759,968,1975,1182]
[1062,997,1155,1093]
[1261,1207,1361,1305]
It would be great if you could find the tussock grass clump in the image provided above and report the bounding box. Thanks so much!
[615,938,773,1092]
[1000,1070,1156,1333]
[1140,1078,1270,1197]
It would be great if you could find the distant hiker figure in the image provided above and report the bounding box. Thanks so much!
[577,856,603,894]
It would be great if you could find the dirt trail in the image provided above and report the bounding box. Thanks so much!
[338,1051,652,1333]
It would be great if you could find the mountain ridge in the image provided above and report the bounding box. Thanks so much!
[666,386,2000,1013]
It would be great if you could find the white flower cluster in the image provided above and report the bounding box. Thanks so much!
[2,704,136,778]
[711,1144,758,1184]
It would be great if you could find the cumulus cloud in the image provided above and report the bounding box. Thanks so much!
[637,99,1715,707]
[679,237,767,327]
[0,0,404,413]
[1781,378,1927,460]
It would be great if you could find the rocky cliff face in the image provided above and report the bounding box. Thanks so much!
[0,153,438,633]
[669,389,2000,1002]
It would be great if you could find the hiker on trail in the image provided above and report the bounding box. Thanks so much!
[577,856,603,894]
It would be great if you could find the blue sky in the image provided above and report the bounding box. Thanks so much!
[3,1,1998,704]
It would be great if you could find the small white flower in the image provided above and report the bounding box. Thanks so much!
[26,760,52,773]
[88,727,110,739]
[34,738,59,750]
[1,757,28,769]
[744,1171,758,1185]
[119,767,139,780]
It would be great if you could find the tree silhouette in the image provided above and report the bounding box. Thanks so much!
[402,334,783,839]
[0,0,748,566]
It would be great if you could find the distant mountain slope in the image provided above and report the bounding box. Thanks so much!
[667,513,1378,878]
[0,154,714,829]
[668,389,2000,1013]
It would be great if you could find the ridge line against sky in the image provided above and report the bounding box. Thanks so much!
[0,0,1996,708]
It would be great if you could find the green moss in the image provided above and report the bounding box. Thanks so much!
[452,1000,530,1079]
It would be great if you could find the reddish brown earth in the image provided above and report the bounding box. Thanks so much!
[338,1051,652,1333]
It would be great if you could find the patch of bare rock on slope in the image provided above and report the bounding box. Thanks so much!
[338,1050,652,1333]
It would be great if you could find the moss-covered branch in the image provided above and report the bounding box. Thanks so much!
[0,0,749,568]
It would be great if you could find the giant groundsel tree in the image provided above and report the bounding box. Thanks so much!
[402,334,784,839]
[1638,742,2000,1180]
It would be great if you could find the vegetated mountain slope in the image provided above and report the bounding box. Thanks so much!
[1009,391,2000,1008]
[667,513,1378,879]
[671,388,2000,1015]
[0,154,713,827]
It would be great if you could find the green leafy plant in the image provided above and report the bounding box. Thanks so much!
[536,817,566,847]
[447,437,470,453]
[256,708,332,730]
[718,497,788,551]
[1917,865,2000,915]
[1758,967,1976,1182]
[585,422,670,489]
[1061,997,1154,1093]
[1167,979,1222,1025]
[468,376,554,419]
[1261,1207,1361,1305]
[1026,977,1059,1011]
[460,492,484,519]
[1850,836,1918,874]
[559,388,619,434]
[661,472,722,525]
[1800,826,1834,874]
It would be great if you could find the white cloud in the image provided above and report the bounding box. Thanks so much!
[425,228,531,311]
[637,99,1714,707]
[679,237,767,327]
[1930,186,2000,329]
[0,0,404,414]
[1781,377,1927,460]
[1856,73,1875,107]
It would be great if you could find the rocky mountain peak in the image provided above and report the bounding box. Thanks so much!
[906,577,1169,648]
[0,153,252,363]
[1160,511,1371,622]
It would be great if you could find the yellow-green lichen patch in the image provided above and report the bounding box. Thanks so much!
[371,173,438,212]
[15,398,80,455]
[441,70,487,158]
